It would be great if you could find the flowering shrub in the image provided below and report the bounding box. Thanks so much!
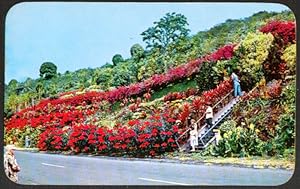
[5,44,235,134]
[259,21,296,81]
[163,88,198,102]
[175,79,233,131]
[37,111,179,157]
[191,79,232,116]
[178,103,191,124]
[37,127,69,151]
[260,21,295,46]
[208,44,236,62]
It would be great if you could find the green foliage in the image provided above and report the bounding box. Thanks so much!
[141,12,190,50]
[124,60,140,83]
[137,51,164,81]
[281,44,296,74]
[211,124,267,157]
[93,68,113,89]
[101,62,114,68]
[213,59,238,78]
[273,80,296,154]
[111,65,131,87]
[39,62,57,79]
[5,126,42,147]
[112,54,124,66]
[130,44,145,61]
[234,32,274,90]
[219,120,237,134]
[215,79,296,157]
[8,79,18,89]
[150,79,197,100]
[195,62,221,92]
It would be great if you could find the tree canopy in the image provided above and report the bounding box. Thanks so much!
[39,62,57,79]
[141,12,190,50]
[112,54,124,66]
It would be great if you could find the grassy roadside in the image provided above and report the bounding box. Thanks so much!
[159,151,295,170]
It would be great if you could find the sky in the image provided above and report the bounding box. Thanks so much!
[5,2,290,83]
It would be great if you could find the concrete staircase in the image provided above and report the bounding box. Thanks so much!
[196,98,239,149]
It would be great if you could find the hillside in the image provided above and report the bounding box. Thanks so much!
[4,10,296,159]
[4,10,294,115]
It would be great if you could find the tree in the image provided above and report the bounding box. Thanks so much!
[111,65,131,87]
[93,68,113,89]
[112,54,124,66]
[35,81,45,100]
[141,12,190,72]
[130,44,145,61]
[7,79,18,95]
[141,12,190,50]
[39,62,57,79]
[101,62,113,68]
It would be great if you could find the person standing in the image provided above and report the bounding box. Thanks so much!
[205,102,213,128]
[231,70,242,97]
[189,119,198,152]
[4,144,21,183]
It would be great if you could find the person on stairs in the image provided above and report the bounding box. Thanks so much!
[189,119,198,152]
[231,69,242,98]
[205,102,213,129]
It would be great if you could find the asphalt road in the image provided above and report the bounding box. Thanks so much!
[10,151,293,186]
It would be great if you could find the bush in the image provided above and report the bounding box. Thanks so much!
[37,127,69,151]
[211,124,266,157]
[219,120,236,134]
[281,44,296,74]
[234,32,274,89]
[37,112,180,157]
[195,61,220,92]
[5,126,41,147]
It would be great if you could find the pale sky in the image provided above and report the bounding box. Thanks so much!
[5,2,290,83]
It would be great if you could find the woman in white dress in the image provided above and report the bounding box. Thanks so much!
[189,119,198,152]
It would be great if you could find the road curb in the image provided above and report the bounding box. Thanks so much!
[14,148,294,171]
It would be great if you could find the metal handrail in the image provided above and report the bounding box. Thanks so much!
[175,88,234,147]
[212,89,233,109]
[176,82,261,150]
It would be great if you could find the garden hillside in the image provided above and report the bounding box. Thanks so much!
[4,10,296,158]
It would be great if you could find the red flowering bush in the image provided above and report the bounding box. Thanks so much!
[260,21,296,46]
[163,88,198,102]
[68,124,98,153]
[36,111,179,157]
[5,44,235,134]
[259,21,295,81]
[37,127,68,151]
[178,103,191,124]
[192,79,232,114]
[5,43,236,156]
[174,79,233,132]
[208,44,236,62]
